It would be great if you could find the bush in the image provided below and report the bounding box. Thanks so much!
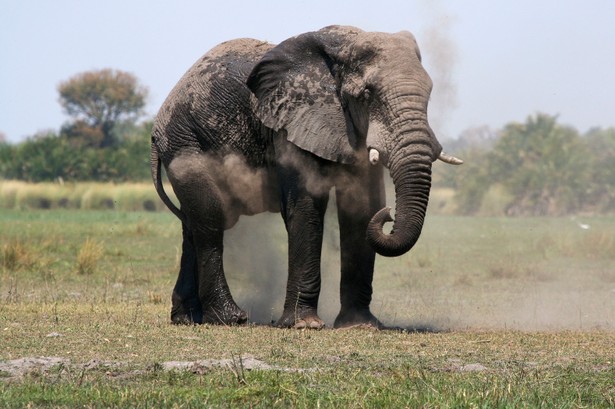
[75,238,104,275]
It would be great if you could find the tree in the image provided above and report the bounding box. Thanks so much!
[450,113,599,216]
[2,132,76,182]
[58,69,148,148]
[488,113,590,215]
[584,127,615,212]
[448,148,493,214]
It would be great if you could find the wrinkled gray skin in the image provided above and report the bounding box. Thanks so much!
[151,26,448,329]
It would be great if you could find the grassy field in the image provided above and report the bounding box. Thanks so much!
[1,206,614,407]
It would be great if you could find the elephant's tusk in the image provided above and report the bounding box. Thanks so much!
[438,152,464,165]
[369,149,380,165]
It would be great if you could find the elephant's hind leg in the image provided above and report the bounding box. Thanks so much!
[167,155,247,325]
[170,223,203,324]
[191,227,247,325]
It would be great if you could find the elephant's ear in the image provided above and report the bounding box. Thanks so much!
[247,32,359,164]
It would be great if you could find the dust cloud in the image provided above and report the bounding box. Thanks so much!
[220,166,615,330]
[369,280,615,332]
[223,212,287,324]
[223,190,344,325]
[219,147,376,325]
[366,216,615,332]
[419,2,459,140]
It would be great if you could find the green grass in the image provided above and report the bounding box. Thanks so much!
[1,208,614,407]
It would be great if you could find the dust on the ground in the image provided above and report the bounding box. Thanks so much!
[223,211,615,331]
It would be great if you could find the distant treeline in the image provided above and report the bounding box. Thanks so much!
[0,122,151,182]
[436,113,615,216]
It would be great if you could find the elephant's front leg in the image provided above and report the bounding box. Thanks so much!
[333,166,385,329]
[277,192,329,328]
[275,148,330,329]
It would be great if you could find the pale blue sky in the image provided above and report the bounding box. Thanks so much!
[1,0,614,143]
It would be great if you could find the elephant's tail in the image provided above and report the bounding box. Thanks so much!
[150,141,186,224]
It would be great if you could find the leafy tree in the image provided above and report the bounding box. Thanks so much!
[451,114,599,216]
[435,125,499,191]
[96,121,153,181]
[58,69,148,148]
[446,125,499,154]
[488,114,590,215]
[433,126,499,214]
[584,127,615,212]
[0,143,14,179]
[2,132,74,182]
[60,120,106,149]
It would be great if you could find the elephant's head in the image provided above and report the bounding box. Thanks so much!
[247,25,461,257]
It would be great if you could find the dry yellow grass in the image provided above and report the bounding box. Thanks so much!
[0,180,175,211]
[75,238,104,275]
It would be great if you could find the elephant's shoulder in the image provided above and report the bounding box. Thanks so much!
[180,39,275,87]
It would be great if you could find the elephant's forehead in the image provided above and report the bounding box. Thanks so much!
[351,32,419,63]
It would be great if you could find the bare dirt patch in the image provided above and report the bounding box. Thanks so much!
[0,354,308,382]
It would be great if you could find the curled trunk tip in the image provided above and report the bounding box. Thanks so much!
[369,207,393,227]
[367,207,419,258]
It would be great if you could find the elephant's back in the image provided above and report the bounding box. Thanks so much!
[153,39,275,166]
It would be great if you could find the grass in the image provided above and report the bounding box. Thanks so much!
[75,238,104,275]
[1,208,614,407]
[1,319,613,407]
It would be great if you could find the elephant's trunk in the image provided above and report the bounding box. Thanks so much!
[366,142,432,257]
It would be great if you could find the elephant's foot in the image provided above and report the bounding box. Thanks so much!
[171,310,203,325]
[170,296,203,325]
[202,302,248,326]
[276,307,325,329]
[333,308,383,329]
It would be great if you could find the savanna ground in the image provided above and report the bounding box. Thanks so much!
[1,186,614,407]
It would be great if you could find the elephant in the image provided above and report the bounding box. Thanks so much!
[150,25,462,329]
